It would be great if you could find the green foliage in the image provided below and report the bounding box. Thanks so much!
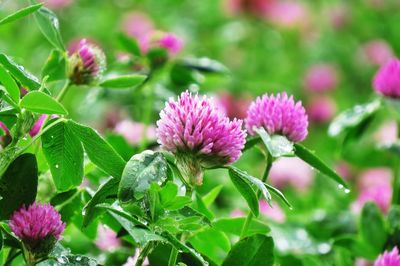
[99,74,147,89]
[0,3,43,26]
[20,91,68,114]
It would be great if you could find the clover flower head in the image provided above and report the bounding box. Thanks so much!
[156,91,246,184]
[374,247,400,266]
[245,92,308,142]
[69,39,106,85]
[373,58,400,98]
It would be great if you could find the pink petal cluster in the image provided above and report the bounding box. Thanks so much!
[361,40,393,66]
[328,5,350,30]
[373,58,400,98]
[122,12,155,53]
[95,225,121,252]
[245,92,308,142]
[307,96,336,124]
[30,115,59,138]
[114,120,156,145]
[123,249,149,266]
[374,247,400,266]
[157,33,184,55]
[269,157,314,192]
[303,64,338,92]
[267,1,309,29]
[69,39,106,85]
[9,203,65,241]
[352,168,392,214]
[156,91,246,166]
[374,120,398,145]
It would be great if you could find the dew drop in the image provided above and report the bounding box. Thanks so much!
[344,189,351,194]
[55,164,59,169]
[338,184,344,189]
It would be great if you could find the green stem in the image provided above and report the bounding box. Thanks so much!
[168,247,179,266]
[135,242,154,266]
[56,80,70,102]
[240,154,273,239]
[4,249,21,266]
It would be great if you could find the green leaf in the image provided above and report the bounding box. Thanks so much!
[294,143,348,188]
[41,49,67,81]
[360,202,387,255]
[202,185,223,207]
[229,166,272,205]
[0,154,38,220]
[212,217,270,237]
[159,181,178,206]
[0,64,20,103]
[181,57,229,74]
[38,255,98,266]
[189,228,230,265]
[388,205,400,232]
[193,193,214,220]
[99,74,147,89]
[68,120,126,179]
[0,54,41,90]
[107,207,165,247]
[50,188,79,206]
[228,167,259,216]
[20,91,67,115]
[222,234,274,266]
[0,226,3,251]
[42,120,84,191]
[255,128,294,158]
[165,196,192,211]
[117,33,141,56]
[31,5,65,51]
[0,3,43,26]
[118,150,167,203]
[328,99,381,137]
[243,136,261,151]
[264,183,292,209]
[82,177,119,227]
[162,231,209,266]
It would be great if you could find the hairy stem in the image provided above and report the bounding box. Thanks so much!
[135,242,154,266]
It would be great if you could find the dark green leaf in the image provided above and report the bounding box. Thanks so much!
[255,128,294,158]
[294,143,348,188]
[202,185,223,207]
[20,91,67,115]
[181,57,229,74]
[189,228,230,265]
[0,3,43,26]
[41,49,67,81]
[360,202,387,255]
[243,136,261,151]
[42,120,84,191]
[117,33,141,56]
[229,166,272,205]
[108,207,165,247]
[82,177,119,227]
[68,120,126,179]
[162,231,209,266]
[31,5,65,51]
[38,255,98,266]
[0,154,38,220]
[50,188,79,206]
[212,217,270,237]
[0,54,41,90]
[388,206,400,232]
[222,234,274,266]
[328,100,381,137]
[228,167,259,216]
[118,150,167,202]
[0,64,20,103]
[99,74,146,89]
[264,183,292,209]
[193,193,214,220]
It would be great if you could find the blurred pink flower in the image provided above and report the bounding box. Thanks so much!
[218,92,251,120]
[374,246,400,266]
[374,120,398,145]
[373,58,400,98]
[303,64,338,92]
[230,209,245,217]
[114,120,156,145]
[361,40,394,66]
[157,32,184,55]
[95,225,121,252]
[123,249,149,266]
[267,1,309,29]
[269,157,314,192]
[42,0,73,9]
[122,12,154,53]
[259,200,285,223]
[222,0,275,17]
[356,258,373,266]
[328,5,350,30]
[352,168,393,214]
[335,161,353,180]
[307,96,337,124]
